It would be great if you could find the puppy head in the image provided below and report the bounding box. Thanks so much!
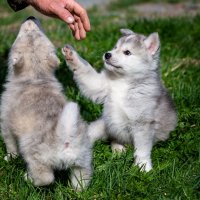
[9,16,60,77]
[103,29,160,76]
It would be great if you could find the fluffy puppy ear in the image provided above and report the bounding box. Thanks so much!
[10,54,24,75]
[47,52,60,68]
[120,29,134,36]
[144,32,160,56]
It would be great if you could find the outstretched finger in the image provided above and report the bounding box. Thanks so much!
[68,23,75,37]
[72,1,90,32]
[74,22,81,40]
[68,23,75,32]
[50,2,75,24]
[74,15,86,40]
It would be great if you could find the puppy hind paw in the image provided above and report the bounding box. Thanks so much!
[24,171,54,186]
[24,172,33,183]
[111,142,126,153]
[4,153,18,162]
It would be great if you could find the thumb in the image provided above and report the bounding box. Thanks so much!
[50,2,74,24]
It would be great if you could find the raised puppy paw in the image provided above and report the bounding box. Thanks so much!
[62,44,79,71]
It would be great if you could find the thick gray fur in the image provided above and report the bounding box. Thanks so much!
[62,29,177,172]
[0,17,92,190]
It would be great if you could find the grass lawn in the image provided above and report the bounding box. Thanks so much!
[0,1,200,199]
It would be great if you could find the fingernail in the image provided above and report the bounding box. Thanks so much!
[66,17,74,23]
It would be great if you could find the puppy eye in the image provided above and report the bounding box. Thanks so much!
[123,50,131,55]
[114,46,117,49]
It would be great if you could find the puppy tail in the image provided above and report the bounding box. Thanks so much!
[57,102,80,140]
[87,119,107,144]
[57,102,106,145]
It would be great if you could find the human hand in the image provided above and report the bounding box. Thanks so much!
[27,0,90,40]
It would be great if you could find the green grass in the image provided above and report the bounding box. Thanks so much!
[0,1,200,200]
[107,0,187,11]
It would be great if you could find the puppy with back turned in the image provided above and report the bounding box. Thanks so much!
[0,16,92,190]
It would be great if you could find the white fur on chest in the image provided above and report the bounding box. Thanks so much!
[103,79,132,143]
[108,79,128,106]
[102,78,157,143]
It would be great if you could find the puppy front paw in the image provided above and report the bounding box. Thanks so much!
[135,158,152,172]
[62,44,74,61]
[62,44,78,71]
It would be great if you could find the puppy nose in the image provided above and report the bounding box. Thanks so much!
[26,16,36,21]
[105,52,112,60]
